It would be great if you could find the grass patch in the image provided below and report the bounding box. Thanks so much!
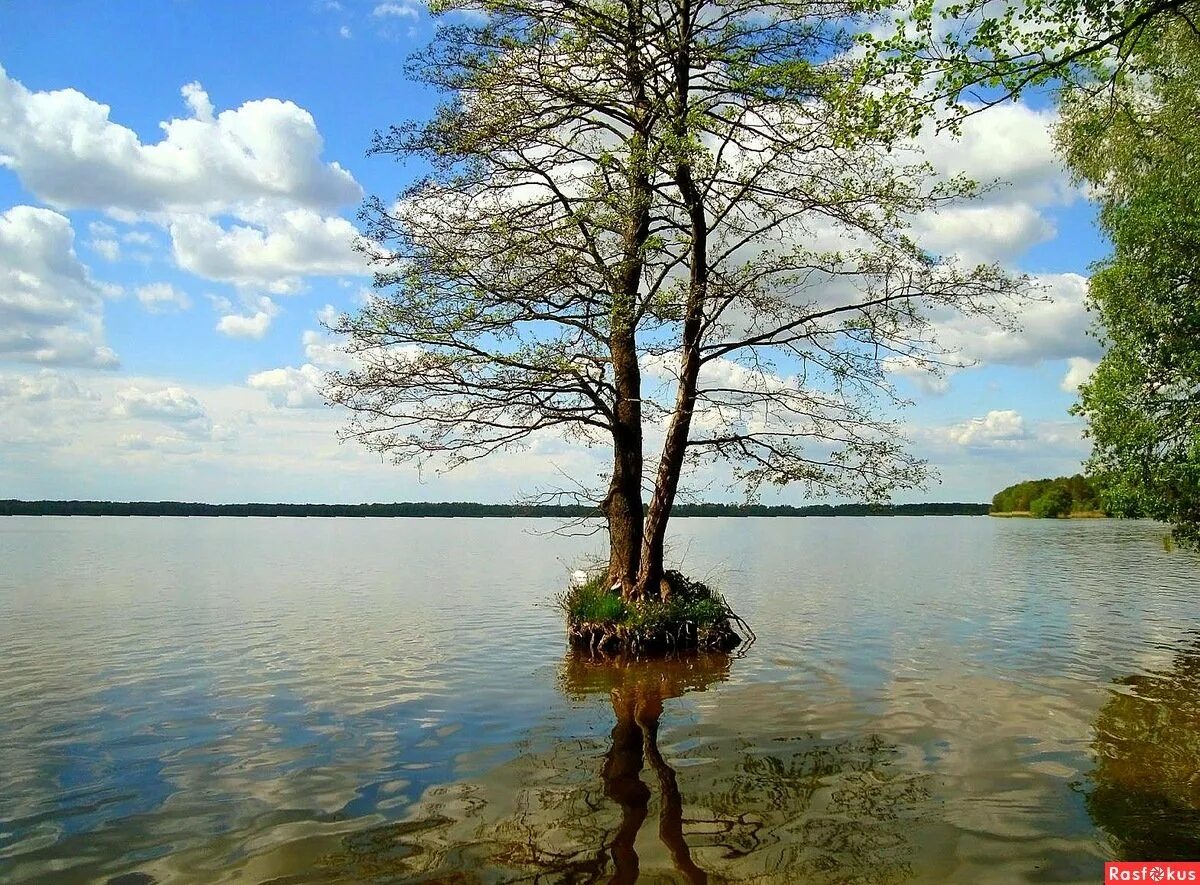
[566,577,630,622]
[558,570,749,655]
[558,571,730,629]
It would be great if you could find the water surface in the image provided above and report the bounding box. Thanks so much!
[2,516,1199,882]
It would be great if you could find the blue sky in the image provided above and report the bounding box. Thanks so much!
[0,0,1109,504]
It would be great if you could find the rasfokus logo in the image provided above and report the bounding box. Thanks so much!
[1106,863,1200,881]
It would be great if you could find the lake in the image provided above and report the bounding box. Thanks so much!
[2,516,1199,883]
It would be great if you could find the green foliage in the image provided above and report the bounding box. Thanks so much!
[1030,486,1074,519]
[558,573,730,629]
[561,575,630,623]
[625,595,730,631]
[1058,16,1200,547]
[327,0,1028,534]
[991,475,1105,516]
[855,0,1196,133]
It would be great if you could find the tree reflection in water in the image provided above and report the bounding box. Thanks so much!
[565,651,729,883]
[316,651,928,882]
[1087,637,1200,860]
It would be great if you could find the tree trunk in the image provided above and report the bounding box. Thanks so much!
[605,332,644,598]
[636,278,703,595]
[636,7,706,597]
[636,36,707,596]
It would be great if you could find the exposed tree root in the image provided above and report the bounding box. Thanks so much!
[567,618,744,655]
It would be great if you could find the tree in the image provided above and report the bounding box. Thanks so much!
[855,1,1200,544]
[1029,485,1072,518]
[861,0,1200,132]
[327,0,1025,599]
[1057,16,1200,546]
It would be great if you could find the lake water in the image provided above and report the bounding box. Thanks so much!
[2,516,1200,883]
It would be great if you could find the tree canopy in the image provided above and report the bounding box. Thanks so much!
[327,0,1025,597]
[991,475,1105,517]
[1058,15,1200,546]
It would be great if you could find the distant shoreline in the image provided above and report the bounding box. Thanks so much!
[0,500,991,518]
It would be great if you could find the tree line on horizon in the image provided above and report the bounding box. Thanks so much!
[0,500,990,518]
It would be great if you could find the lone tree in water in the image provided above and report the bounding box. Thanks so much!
[327,0,1025,600]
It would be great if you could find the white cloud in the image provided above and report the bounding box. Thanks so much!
[0,370,98,403]
[882,356,951,395]
[915,202,1056,264]
[135,282,191,313]
[122,229,155,246]
[919,102,1071,206]
[946,409,1031,448]
[302,329,353,370]
[933,273,1098,367]
[373,1,421,19]
[910,101,1075,266]
[247,364,327,408]
[339,25,353,38]
[216,296,280,339]
[0,66,362,217]
[169,210,367,291]
[89,237,121,261]
[113,385,214,437]
[117,433,202,455]
[0,205,118,368]
[1060,356,1098,392]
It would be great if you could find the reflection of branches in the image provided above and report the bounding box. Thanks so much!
[317,653,928,882]
[1087,635,1200,860]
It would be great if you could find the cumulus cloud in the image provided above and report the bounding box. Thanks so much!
[910,101,1075,265]
[0,205,118,368]
[931,273,1098,366]
[113,385,214,437]
[919,102,1071,206]
[216,296,280,339]
[0,66,362,217]
[88,237,121,261]
[169,209,367,290]
[0,370,99,403]
[914,202,1056,265]
[122,230,155,246]
[117,433,202,455]
[247,364,327,408]
[135,282,191,313]
[882,355,951,395]
[1060,356,1098,392]
[945,409,1031,448]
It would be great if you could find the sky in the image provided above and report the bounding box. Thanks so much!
[0,0,1111,505]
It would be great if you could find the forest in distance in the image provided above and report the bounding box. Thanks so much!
[0,500,991,518]
[991,475,1107,518]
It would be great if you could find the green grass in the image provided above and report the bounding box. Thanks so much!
[559,571,730,629]
[566,579,630,622]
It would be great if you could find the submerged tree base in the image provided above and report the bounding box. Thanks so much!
[559,570,752,656]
